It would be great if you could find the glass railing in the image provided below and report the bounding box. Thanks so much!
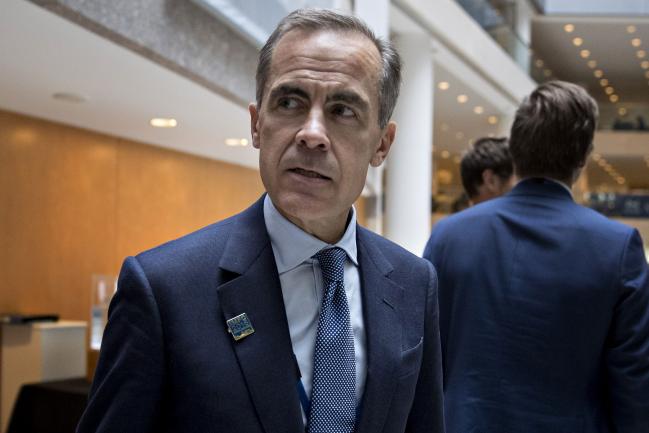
[455,0,532,75]
[540,0,649,16]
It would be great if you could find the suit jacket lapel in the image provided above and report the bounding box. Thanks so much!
[217,197,303,433]
[355,227,404,433]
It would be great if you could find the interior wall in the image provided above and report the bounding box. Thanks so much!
[0,109,265,322]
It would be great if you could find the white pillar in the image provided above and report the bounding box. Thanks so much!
[385,33,434,255]
[355,0,389,234]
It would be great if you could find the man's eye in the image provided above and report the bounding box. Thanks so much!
[278,98,300,109]
[331,104,356,118]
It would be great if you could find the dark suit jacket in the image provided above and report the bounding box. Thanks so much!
[77,196,445,433]
[424,178,649,433]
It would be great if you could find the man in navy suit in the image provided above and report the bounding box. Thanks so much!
[424,80,649,433]
[77,8,444,433]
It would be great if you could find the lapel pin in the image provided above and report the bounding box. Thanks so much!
[226,313,255,341]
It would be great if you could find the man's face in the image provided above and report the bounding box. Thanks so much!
[250,29,395,240]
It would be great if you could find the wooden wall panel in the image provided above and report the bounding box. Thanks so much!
[0,110,263,322]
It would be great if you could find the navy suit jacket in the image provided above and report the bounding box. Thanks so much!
[78,196,445,433]
[423,179,649,433]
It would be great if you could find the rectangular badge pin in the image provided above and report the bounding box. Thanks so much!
[226,313,255,341]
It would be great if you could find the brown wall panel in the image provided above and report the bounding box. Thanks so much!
[0,110,264,322]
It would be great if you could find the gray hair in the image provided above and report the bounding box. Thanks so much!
[256,8,402,129]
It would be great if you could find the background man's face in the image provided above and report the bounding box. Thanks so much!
[250,29,394,235]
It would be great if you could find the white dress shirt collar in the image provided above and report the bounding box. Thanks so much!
[263,195,358,274]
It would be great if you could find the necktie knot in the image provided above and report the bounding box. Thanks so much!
[313,247,346,283]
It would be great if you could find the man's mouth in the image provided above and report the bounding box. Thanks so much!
[289,167,331,180]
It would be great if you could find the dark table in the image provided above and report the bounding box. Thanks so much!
[7,378,90,433]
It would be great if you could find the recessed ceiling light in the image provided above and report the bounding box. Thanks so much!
[535,59,544,68]
[488,116,498,125]
[473,106,484,114]
[587,60,597,69]
[572,37,584,47]
[580,49,591,58]
[594,69,604,78]
[225,138,249,146]
[592,153,601,161]
[605,86,615,95]
[457,94,469,104]
[627,25,637,34]
[543,69,552,77]
[609,94,619,103]
[441,150,450,159]
[616,178,626,184]
[637,50,647,59]
[150,118,178,128]
[618,107,628,116]
[564,24,575,33]
[52,92,87,103]
[440,123,449,132]
[599,78,609,86]
[453,156,461,164]
[455,132,465,140]
[438,81,450,90]
[631,38,642,47]
[641,60,649,69]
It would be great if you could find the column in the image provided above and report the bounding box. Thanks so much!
[385,33,434,255]
[355,0,389,234]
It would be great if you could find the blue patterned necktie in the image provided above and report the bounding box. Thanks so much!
[307,247,356,433]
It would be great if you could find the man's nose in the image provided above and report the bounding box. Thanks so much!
[295,109,330,150]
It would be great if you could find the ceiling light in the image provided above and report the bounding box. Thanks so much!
[488,133,495,138]
[631,38,642,47]
[618,107,628,116]
[225,138,249,146]
[535,59,544,68]
[594,69,604,78]
[453,156,461,164]
[473,106,484,114]
[150,118,178,128]
[455,132,465,140]
[52,92,87,103]
[488,116,498,125]
[641,61,649,69]
[609,94,619,103]
[543,69,552,77]
[616,178,626,185]
[457,94,468,104]
[580,49,591,58]
[645,71,649,79]
[441,150,450,159]
[605,86,615,95]
[638,50,647,59]
[564,24,575,33]
[599,78,609,86]
[440,123,449,132]
[587,60,597,68]
[438,81,450,90]
[592,153,601,161]
[627,25,637,34]
[572,37,583,46]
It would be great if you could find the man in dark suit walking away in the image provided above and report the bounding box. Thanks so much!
[78,8,445,433]
[424,80,649,433]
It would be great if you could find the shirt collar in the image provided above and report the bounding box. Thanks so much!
[263,195,358,274]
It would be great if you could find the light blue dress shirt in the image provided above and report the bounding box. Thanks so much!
[263,195,367,421]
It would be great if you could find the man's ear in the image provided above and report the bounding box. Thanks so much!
[482,169,499,193]
[370,121,396,167]
[249,103,261,149]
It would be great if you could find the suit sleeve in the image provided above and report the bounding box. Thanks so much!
[405,261,446,433]
[606,229,649,433]
[77,256,165,433]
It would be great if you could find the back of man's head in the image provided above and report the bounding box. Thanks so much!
[509,80,598,185]
[460,137,514,204]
